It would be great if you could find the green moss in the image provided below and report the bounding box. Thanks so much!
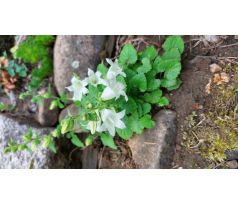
[16,35,55,90]
[181,64,238,166]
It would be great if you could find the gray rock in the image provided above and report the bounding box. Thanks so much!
[0,114,66,169]
[225,149,238,161]
[54,35,106,94]
[128,110,177,169]
[226,160,238,169]
[59,104,79,121]
[59,104,82,133]
[35,87,59,126]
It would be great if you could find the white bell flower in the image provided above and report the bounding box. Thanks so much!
[86,68,107,86]
[101,78,128,101]
[99,109,126,137]
[66,75,88,101]
[106,58,126,79]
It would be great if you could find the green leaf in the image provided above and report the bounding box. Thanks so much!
[141,46,157,61]
[125,97,137,114]
[153,57,178,73]
[162,36,184,54]
[131,73,147,92]
[161,78,177,88]
[100,133,117,149]
[161,78,182,90]
[147,79,161,91]
[137,57,152,73]
[97,63,108,77]
[140,114,155,129]
[71,133,84,148]
[162,48,181,61]
[164,62,181,80]
[116,127,133,140]
[128,115,144,134]
[43,135,51,148]
[144,89,163,104]
[166,79,182,91]
[8,62,15,76]
[119,44,137,65]
[142,103,151,114]
[48,141,57,153]
[158,96,170,106]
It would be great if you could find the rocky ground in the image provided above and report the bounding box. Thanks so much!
[0,35,238,169]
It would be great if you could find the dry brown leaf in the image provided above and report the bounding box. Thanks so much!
[0,70,17,92]
[192,103,203,110]
[209,63,222,73]
[213,72,230,85]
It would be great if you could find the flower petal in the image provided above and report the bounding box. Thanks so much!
[101,87,116,101]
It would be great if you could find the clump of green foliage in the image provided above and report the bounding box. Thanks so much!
[0,102,14,112]
[15,35,55,93]
[5,36,184,154]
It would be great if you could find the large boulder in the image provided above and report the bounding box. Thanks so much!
[54,35,106,94]
[128,110,177,169]
[0,114,66,169]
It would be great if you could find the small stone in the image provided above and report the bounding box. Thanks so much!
[203,35,220,43]
[225,149,238,160]
[35,87,59,127]
[54,35,106,94]
[209,63,222,73]
[128,110,177,169]
[226,160,238,169]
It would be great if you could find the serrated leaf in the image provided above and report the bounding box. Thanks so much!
[162,36,184,54]
[144,89,163,104]
[125,97,137,114]
[161,78,182,90]
[147,76,161,91]
[119,44,137,65]
[142,103,151,114]
[166,79,182,91]
[116,127,133,140]
[162,48,181,61]
[140,114,155,129]
[164,62,181,80]
[161,78,178,88]
[128,115,144,134]
[137,57,152,73]
[131,73,147,92]
[141,46,158,61]
[158,96,170,107]
[100,133,117,149]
